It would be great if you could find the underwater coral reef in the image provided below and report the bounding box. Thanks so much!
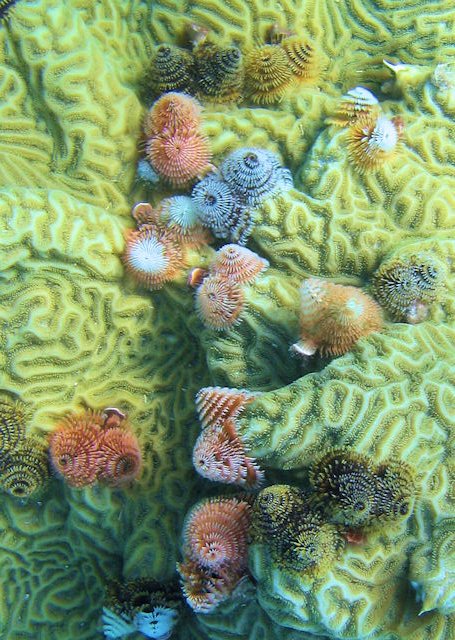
[0,0,453,639]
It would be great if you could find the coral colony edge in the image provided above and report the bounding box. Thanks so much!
[0,1,453,639]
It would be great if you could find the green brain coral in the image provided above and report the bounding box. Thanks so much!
[0,2,208,638]
[0,0,454,639]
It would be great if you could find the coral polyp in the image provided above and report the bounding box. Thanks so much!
[195,274,244,330]
[219,147,293,206]
[245,44,293,103]
[193,41,244,103]
[123,227,183,290]
[371,251,443,322]
[146,45,194,100]
[209,244,269,283]
[347,113,403,172]
[294,278,383,356]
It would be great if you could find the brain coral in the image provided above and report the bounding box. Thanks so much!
[0,2,209,639]
[0,0,454,640]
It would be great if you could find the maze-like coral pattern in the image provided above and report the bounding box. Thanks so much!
[196,578,330,640]
[250,531,411,639]
[146,1,455,637]
[0,0,454,638]
[410,518,455,616]
[238,322,454,479]
[0,1,210,636]
[0,187,136,424]
[0,488,102,640]
[0,185,210,637]
[187,270,303,391]
[0,0,152,213]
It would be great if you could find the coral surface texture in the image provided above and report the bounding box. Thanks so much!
[0,0,453,639]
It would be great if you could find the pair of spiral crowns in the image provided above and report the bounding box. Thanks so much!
[309,448,417,529]
[191,243,269,330]
[143,92,212,187]
[49,407,142,488]
[371,250,443,323]
[192,385,264,488]
[329,85,405,173]
[178,495,252,613]
[192,146,293,245]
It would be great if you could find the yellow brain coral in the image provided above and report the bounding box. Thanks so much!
[0,2,210,638]
[155,3,453,638]
[1,0,454,639]
[0,186,210,636]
